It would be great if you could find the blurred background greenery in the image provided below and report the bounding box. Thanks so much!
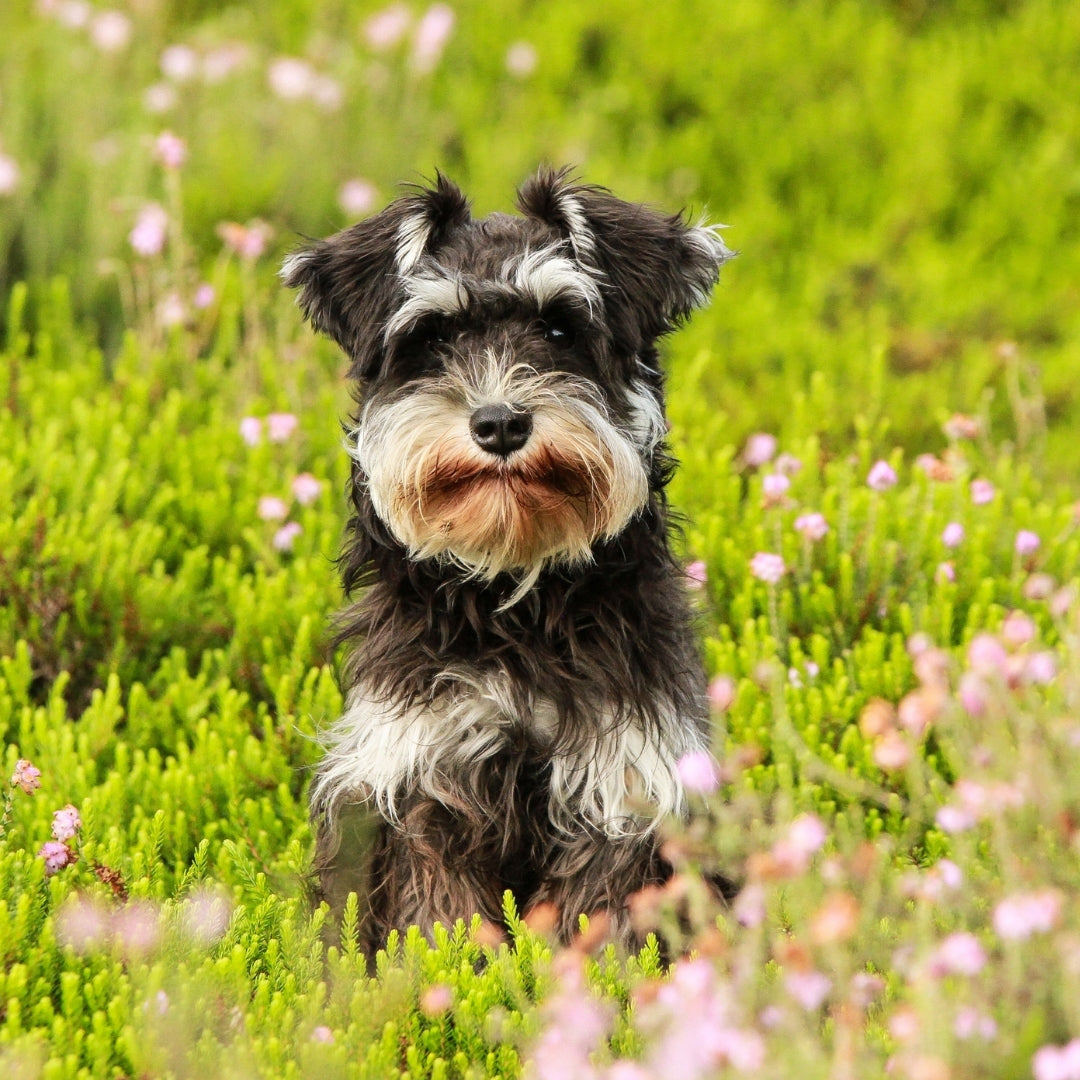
[2,0,1078,477]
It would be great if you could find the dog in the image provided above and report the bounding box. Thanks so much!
[283,167,733,953]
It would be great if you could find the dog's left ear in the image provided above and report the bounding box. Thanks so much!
[282,174,471,379]
[518,167,734,350]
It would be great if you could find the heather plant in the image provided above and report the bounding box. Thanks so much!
[3,0,1080,1077]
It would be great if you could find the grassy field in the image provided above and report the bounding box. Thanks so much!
[2,1,1080,1077]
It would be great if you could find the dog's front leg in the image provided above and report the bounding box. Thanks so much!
[537,828,671,948]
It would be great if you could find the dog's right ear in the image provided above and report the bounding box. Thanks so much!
[282,174,470,379]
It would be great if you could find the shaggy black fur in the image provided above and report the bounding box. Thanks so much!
[284,167,733,954]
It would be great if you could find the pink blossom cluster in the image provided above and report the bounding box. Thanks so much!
[36,1,132,53]
[267,57,344,111]
[38,803,82,875]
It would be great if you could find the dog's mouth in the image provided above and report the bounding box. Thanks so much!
[421,450,591,507]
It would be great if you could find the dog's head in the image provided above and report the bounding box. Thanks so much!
[283,168,732,588]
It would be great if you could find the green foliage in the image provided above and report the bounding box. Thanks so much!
[1,0,1080,1077]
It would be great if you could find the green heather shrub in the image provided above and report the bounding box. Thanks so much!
[2,0,1080,1077]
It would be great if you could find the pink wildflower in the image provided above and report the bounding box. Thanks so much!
[143,83,177,114]
[970,478,996,505]
[12,759,42,793]
[113,901,160,955]
[160,43,199,82]
[958,672,989,717]
[775,452,802,475]
[786,813,827,854]
[258,496,288,522]
[338,178,378,217]
[733,883,766,928]
[267,56,315,100]
[873,730,911,772]
[935,805,976,834]
[56,895,110,951]
[1001,610,1036,646]
[364,3,411,50]
[266,412,299,442]
[761,473,789,502]
[867,459,897,491]
[742,432,777,467]
[154,131,187,169]
[193,283,216,309]
[217,220,272,260]
[181,887,233,945]
[935,561,955,583]
[1033,1041,1080,1080]
[993,890,1063,941]
[311,1025,335,1043]
[1025,651,1058,685]
[794,512,828,541]
[273,522,303,552]
[927,932,986,977]
[943,413,980,440]
[784,969,832,1011]
[239,416,262,446]
[676,751,720,794]
[420,984,454,1015]
[0,153,20,196]
[954,1007,997,1041]
[129,202,168,257]
[291,473,323,505]
[942,522,965,548]
[90,10,132,52]
[967,633,1007,675]
[707,675,735,711]
[685,559,707,588]
[749,552,785,584]
[39,840,74,875]
[51,804,81,841]
[506,41,538,78]
[1016,529,1041,557]
[411,4,455,73]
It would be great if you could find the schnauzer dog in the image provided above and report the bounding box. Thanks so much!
[283,167,733,953]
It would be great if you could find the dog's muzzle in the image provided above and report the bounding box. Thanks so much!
[469,404,533,457]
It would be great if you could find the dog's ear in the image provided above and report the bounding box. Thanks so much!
[282,174,471,379]
[517,166,733,351]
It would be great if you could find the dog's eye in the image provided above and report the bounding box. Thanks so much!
[540,319,576,348]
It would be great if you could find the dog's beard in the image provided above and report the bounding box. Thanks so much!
[351,357,649,595]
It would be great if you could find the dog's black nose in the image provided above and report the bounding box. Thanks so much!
[469,404,533,456]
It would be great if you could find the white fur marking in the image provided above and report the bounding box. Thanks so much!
[395,211,435,272]
[506,247,602,315]
[556,192,596,261]
[385,273,468,338]
[625,377,666,455]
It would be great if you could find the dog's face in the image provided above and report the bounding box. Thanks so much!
[283,169,732,585]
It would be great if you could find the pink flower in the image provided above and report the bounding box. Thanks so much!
[935,561,955,583]
[56,895,110,951]
[364,3,411,50]
[1016,529,1041,556]
[154,131,187,169]
[217,220,272,260]
[749,552,785,584]
[181,887,233,945]
[338,178,378,217]
[291,473,323,505]
[0,153,20,197]
[784,970,832,1010]
[993,890,1062,941]
[775,452,802,475]
[239,416,262,446]
[733,883,766,928]
[794,512,828,541]
[762,473,789,501]
[420,983,454,1015]
[273,522,303,552]
[942,522,965,548]
[742,432,777,467]
[935,805,976,834]
[685,560,707,588]
[943,413,980,440]
[411,4,455,73]
[311,1025,335,1043]
[786,813,827,854]
[258,496,288,522]
[160,44,199,82]
[506,41,538,78]
[1033,1041,1080,1080]
[39,840,74,875]
[12,759,41,793]
[873,730,911,771]
[90,10,132,52]
[954,1007,997,1041]
[1001,610,1036,646]
[266,412,299,442]
[268,56,315,100]
[1025,651,1058,685]
[676,751,720,794]
[193,283,216,309]
[958,672,989,717]
[143,83,177,114]
[970,478,996,505]
[867,459,898,491]
[707,675,735,711]
[129,202,168,257]
[967,632,1007,675]
[113,901,160,955]
[51,804,82,841]
[927,932,986,977]
[310,75,345,112]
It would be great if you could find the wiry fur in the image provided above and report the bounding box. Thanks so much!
[283,167,734,955]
